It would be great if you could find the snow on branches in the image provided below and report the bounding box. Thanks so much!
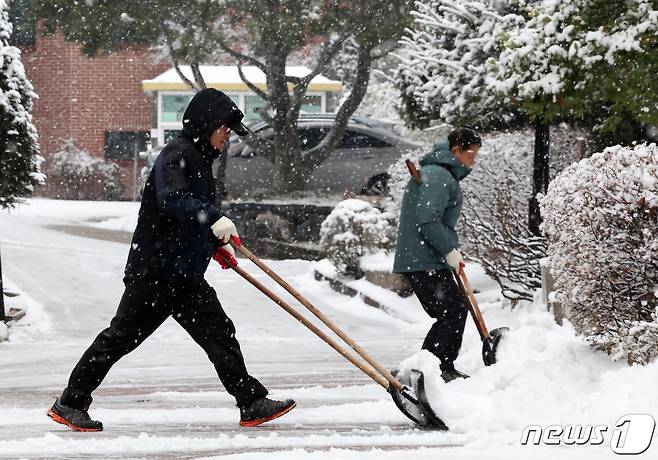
[488,0,658,121]
[0,0,42,208]
[395,0,527,128]
[319,199,395,277]
[541,143,658,364]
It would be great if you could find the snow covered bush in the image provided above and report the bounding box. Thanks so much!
[45,140,124,200]
[541,143,658,364]
[395,0,528,129]
[0,0,43,208]
[319,199,395,277]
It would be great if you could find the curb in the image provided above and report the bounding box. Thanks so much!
[313,270,394,315]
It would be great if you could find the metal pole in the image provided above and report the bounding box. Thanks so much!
[132,143,139,202]
[529,115,550,236]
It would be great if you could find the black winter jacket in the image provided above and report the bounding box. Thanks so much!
[125,89,242,286]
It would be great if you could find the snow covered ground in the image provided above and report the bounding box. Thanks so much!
[1,199,656,459]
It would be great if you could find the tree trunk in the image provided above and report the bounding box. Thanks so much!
[272,126,308,193]
[529,115,550,236]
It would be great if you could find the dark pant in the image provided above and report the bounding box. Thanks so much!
[404,270,469,366]
[61,276,267,410]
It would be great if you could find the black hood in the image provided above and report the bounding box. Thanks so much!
[181,88,246,158]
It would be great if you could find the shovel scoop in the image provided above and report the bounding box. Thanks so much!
[390,369,448,429]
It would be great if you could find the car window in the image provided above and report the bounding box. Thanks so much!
[338,130,392,149]
[298,127,329,150]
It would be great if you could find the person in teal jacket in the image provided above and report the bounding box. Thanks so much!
[393,127,481,382]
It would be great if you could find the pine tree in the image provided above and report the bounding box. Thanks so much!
[0,0,41,209]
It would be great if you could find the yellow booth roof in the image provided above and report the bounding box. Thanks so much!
[143,65,343,92]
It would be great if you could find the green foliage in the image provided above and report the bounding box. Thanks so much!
[495,0,658,145]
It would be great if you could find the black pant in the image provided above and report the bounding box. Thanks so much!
[404,270,469,366]
[61,276,267,410]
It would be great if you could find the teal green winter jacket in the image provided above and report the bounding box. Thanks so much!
[393,141,471,273]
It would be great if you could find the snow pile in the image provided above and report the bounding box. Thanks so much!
[90,214,139,232]
[0,321,8,342]
[398,301,658,451]
[319,199,395,277]
[45,140,124,200]
[541,143,658,364]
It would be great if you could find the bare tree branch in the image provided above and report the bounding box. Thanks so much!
[237,61,270,103]
[190,62,207,89]
[161,23,199,91]
[287,35,350,126]
[301,45,373,169]
[371,38,402,60]
[216,39,269,74]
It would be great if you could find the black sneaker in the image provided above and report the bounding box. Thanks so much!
[440,363,470,383]
[47,397,103,432]
[239,397,296,427]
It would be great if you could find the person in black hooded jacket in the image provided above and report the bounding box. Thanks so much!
[47,89,296,432]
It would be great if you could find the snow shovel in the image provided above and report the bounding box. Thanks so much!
[215,247,447,429]
[454,268,508,366]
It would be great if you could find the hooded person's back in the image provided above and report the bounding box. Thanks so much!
[125,89,245,285]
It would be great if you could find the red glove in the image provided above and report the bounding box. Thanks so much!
[213,245,237,269]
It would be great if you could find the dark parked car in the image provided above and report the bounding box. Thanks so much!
[223,114,421,198]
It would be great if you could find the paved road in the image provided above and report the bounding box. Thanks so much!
[0,209,460,458]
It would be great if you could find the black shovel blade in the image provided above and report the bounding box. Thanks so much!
[389,369,448,430]
[482,327,509,366]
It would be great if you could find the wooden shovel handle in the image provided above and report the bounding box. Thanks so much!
[223,257,392,390]
[235,244,405,392]
[455,269,490,339]
[405,159,422,185]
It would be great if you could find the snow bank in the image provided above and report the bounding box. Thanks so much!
[5,198,140,223]
[399,301,658,453]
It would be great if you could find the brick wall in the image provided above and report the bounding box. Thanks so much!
[20,32,170,199]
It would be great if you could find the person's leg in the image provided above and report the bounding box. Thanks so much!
[405,270,469,366]
[60,277,172,410]
[172,280,268,408]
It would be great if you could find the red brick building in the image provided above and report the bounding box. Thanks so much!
[18,31,169,199]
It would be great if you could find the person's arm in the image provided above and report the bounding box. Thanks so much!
[415,166,459,256]
[154,148,222,227]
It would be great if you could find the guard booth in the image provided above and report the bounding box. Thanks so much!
[142,65,343,148]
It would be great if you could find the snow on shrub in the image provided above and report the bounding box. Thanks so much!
[541,143,658,364]
[45,140,124,200]
[319,199,395,277]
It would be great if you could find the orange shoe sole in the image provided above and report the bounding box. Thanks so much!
[47,408,103,432]
[239,401,297,427]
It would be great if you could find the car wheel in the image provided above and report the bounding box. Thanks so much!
[361,172,390,196]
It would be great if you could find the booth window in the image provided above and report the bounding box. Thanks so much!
[105,131,150,160]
